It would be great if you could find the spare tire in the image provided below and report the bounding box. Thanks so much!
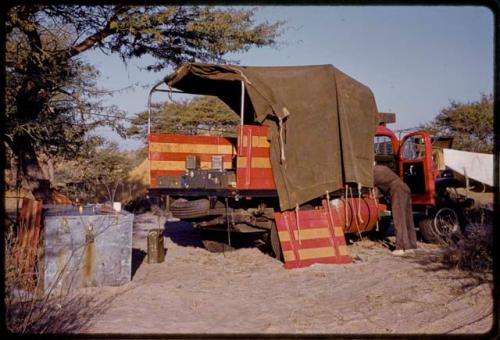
[170,198,225,219]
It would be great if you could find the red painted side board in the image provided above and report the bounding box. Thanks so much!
[236,125,276,190]
[149,152,233,163]
[149,133,235,145]
[275,208,352,269]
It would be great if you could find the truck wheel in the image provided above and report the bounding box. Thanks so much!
[170,198,224,219]
[419,207,463,245]
[269,221,283,261]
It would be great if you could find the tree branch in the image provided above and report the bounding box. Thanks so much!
[66,5,128,58]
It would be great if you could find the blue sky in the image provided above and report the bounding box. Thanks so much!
[82,6,494,150]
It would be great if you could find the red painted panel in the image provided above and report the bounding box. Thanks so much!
[149,152,233,162]
[280,238,337,251]
[14,198,43,291]
[148,132,238,188]
[149,133,235,145]
[275,207,351,269]
[236,125,276,190]
[237,147,270,158]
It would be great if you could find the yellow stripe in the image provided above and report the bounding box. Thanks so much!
[150,160,185,171]
[278,228,331,242]
[251,157,271,168]
[150,142,234,154]
[237,157,272,169]
[237,157,247,168]
[299,247,335,260]
[151,160,232,171]
[298,247,335,260]
[283,250,295,262]
[338,245,349,256]
[242,136,248,148]
[333,226,344,238]
[252,136,270,148]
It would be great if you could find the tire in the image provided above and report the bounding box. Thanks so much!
[170,198,224,219]
[269,221,283,261]
[419,207,463,245]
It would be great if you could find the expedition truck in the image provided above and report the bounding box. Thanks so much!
[145,63,467,265]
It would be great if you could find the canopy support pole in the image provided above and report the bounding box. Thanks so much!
[239,81,245,155]
[240,81,245,125]
[147,80,165,135]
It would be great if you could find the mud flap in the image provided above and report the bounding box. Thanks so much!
[274,204,351,269]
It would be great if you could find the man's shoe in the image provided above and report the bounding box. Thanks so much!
[391,249,406,256]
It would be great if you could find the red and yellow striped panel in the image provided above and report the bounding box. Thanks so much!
[148,133,236,187]
[274,205,351,269]
[236,125,276,190]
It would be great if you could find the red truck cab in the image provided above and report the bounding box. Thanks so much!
[375,125,436,206]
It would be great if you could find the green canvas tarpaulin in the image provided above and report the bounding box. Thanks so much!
[164,63,379,211]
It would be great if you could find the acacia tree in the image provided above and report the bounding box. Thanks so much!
[421,94,493,153]
[127,95,240,140]
[5,5,282,202]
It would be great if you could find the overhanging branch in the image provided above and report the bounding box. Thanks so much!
[66,5,128,58]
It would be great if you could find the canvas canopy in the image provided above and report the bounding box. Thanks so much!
[164,63,379,211]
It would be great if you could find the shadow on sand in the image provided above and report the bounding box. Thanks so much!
[162,220,271,255]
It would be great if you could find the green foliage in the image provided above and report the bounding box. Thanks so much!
[421,94,493,153]
[127,95,239,140]
[4,5,282,200]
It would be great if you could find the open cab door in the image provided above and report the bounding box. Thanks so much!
[398,131,435,206]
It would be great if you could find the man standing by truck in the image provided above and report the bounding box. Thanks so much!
[374,164,417,255]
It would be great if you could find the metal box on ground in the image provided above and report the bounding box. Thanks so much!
[43,205,134,291]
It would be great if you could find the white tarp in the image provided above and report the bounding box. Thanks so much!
[443,148,494,187]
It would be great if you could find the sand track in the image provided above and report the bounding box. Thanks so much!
[80,212,493,335]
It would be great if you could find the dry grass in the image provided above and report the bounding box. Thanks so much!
[440,206,493,273]
[441,224,493,273]
[4,221,110,334]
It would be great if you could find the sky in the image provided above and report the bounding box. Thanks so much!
[82,6,494,150]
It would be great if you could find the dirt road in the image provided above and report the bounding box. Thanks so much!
[79,212,493,335]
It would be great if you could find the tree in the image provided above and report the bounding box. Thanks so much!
[127,95,240,140]
[53,140,136,203]
[81,142,134,203]
[421,94,493,153]
[5,5,283,202]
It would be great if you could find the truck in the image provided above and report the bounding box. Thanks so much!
[145,63,467,266]
[374,125,471,244]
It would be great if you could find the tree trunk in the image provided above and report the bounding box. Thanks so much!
[47,158,55,185]
[13,75,53,203]
[12,133,52,203]
[9,155,19,191]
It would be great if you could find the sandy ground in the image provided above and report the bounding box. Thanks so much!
[76,212,493,335]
